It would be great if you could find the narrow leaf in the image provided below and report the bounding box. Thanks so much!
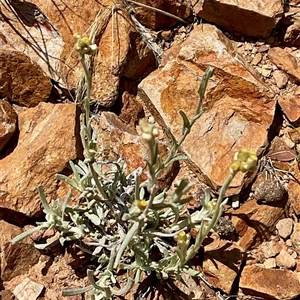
[198,66,215,102]
[11,225,45,244]
[62,285,93,296]
[267,149,297,162]
[179,110,191,131]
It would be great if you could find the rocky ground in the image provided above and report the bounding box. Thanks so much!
[1,0,300,299]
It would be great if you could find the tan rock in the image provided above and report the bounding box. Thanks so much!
[260,241,281,259]
[240,265,300,299]
[0,48,52,107]
[252,53,262,65]
[276,249,296,269]
[272,69,289,89]
[230,199,285,250]
[253,179,286,203]
[291,223,300,253]
[264,258,276,269]
[0,102,81,219]
[288,180,300,215]
[193,0,283,38]
[276,218,294,239]
[138,24,276,194]
[278,95,300,123]
[13,277,44,300]
[268,47,300,83]
[0,99,17,151]
[0,220,41,281]
[203,236,244,294]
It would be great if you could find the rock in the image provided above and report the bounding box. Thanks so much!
[0,1,64,84]
[278,95,300,123]
[288,180,300,215]
[0,48,52,107]
[291,223,300,252]
[95,112,178,188]
[264,258,276,269]
[260,241,281,259]
[0,99,17,151]
[0,220,41,281]
[273,69,289,88]
[215,217,236,239]
[118,91,145,129]
[203,236,244,294]
[0,0,155,107]
[193,0,283,38]
[276,249,296,269]
[258,44,270,53]
[280,8,300,47]
[240,265,300,299]
[3,251,86,300]
[13,277,44,300]
[230,199,285,250]
[42,0,154,107]
[0,289,15,299]
[276,218,294,239]
[0,102,81,220]
[253,179,286,203]
[252,53,262,65]
[138,24,276,195]
[133,0,192,30]
[268,47,300,83]
[64,243,90,269]
[259,65,272,78]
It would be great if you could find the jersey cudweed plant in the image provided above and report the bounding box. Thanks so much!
[12,35,258,300]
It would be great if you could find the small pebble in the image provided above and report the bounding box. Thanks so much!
[254,180,286,203]
[264,258,276,269]
[273,69,288,89]
[252,53,262,65]
[276,218,294,239]
[261,241,280,258]
[276,249,296,269]
[258,44,269,52]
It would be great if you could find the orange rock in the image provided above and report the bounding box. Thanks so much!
[240,265,300,299]
[0,102,81,219]
[193,0,283,38]
[0,48,52,107]
[138,24,276,194]
[0,99,17,151]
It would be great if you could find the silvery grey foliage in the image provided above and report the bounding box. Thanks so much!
[12,37,257,300]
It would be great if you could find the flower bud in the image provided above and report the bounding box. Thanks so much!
[230,149,258,173]
[229,161,240,174]
[174,231,190,248]
[74,34,97,55]
[136,199,147,210]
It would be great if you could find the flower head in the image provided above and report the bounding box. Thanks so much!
[139,119,159,144]
[74,33,97,55]
[230,149,258,174]
[174,231,190,248]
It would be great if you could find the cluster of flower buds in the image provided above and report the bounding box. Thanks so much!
[229,148,258,174]
[174,231,190,248]
[73,34,97,55]
[125,199,148,219]
[139,117,159,144]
